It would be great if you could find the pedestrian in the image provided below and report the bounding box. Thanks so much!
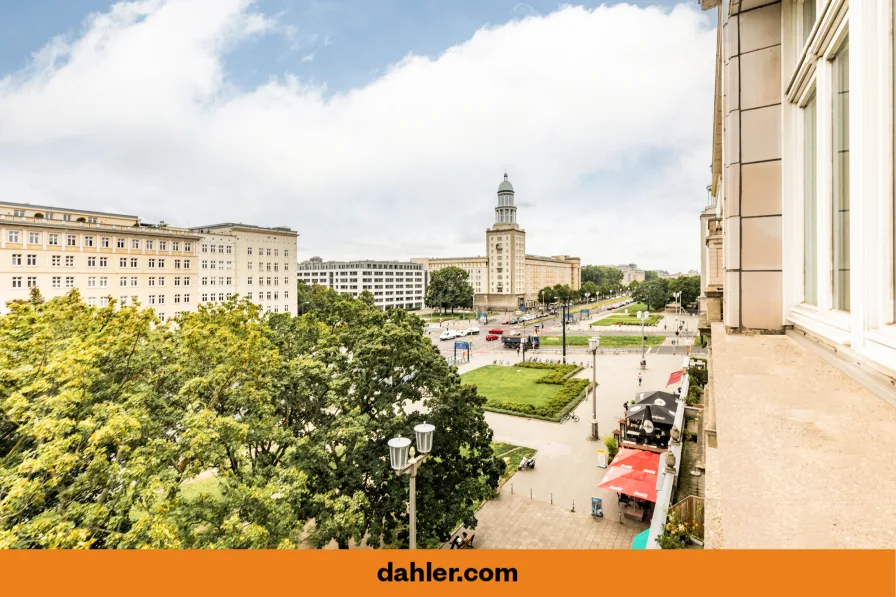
[638,373,642,387]
[623,401,629,412]
[687,347,691,356]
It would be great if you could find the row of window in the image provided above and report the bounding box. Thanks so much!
[11,210,92,222]
[200,291,289,302]
[247,277,289,286]
[246,247,288,257]
[201,244,233,254]
[200,261,233,270]
[82,295,190,307]
[299,271,421,276]
[10,254,192,269]
[201,277,232,286]
[5,230,192,252]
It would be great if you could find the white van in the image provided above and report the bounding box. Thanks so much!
[439,330,458,341]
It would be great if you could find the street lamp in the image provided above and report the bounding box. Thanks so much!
[589,337,600,440]
[637,310,650,364]
[299,301,311,316]
[388,422,436,550]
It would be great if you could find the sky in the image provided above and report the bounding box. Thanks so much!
[0,0,716,272]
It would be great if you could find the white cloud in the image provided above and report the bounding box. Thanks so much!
[301,51,315,63]
[0,0,715,271]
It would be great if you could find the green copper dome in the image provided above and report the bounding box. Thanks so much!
[498,172,514,193]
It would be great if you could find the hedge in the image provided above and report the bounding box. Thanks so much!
[487,378,590,420]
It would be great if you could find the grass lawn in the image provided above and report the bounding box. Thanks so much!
[540,335,664,347]
[491,442,537,485]
[591,302,664,326]
[461,365,560,406]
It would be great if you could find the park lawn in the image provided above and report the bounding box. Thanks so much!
[591,304,663,327]
[540,335,664,347]
[461,365,561,406]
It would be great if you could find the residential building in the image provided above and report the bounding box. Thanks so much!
[696,0,896,548]
[191,224,297,315]
[0,201,199,320]
[413,173,581,311]
[296,257,425,310]
[610,263,647,285]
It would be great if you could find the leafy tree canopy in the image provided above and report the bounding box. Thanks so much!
[424,267,474,314]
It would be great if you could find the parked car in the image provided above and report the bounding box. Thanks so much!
[488,328,504,335]
[470,327,480,335]
[502,320,511,325]
[439,330,457,341]
[509,330,521,336]
[456,329,469,337]
[485,334,498,341]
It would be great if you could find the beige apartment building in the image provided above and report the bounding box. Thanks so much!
[0,201,199,320]
[191,224,298,315]
[413,173,580,311]
[696,0,896,549]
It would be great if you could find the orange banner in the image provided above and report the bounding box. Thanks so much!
[0,550,893,596]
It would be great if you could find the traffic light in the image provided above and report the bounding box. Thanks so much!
[643,336,647,341]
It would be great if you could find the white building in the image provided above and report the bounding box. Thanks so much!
[191,223,298,315]
[609,264,647,285]
[296,257,426,310]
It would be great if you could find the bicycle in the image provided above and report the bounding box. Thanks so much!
[560,411,580,423]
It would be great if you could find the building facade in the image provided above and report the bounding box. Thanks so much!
[296,257,425,310]
[413,173,581,311]
[191,224,298,315]
[698,0,896,376]
[0,201,199,320]
[610,263,647,285]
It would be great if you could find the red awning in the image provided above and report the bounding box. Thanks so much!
[597,467,658,503]
[597,449,660,502]
[667,370,683,387]
[609,448,660,475]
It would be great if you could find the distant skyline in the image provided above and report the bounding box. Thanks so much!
[0,0,715,271]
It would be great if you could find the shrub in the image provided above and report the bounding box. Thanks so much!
[687,365,708,387]
[602,434,618,462]
[686,384,703,406]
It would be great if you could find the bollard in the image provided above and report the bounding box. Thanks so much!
[511,483,513,495]
[571,499,575,513]
[530,488,532,499]
[551,492,553,505]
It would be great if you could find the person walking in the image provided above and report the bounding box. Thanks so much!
[638,372,642,387]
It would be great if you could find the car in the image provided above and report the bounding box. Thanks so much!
[470,327,480,335]
[502,320,511,325]
[439,330,457,341]
[488,328,504,335]
[485,334,498,341]
[509,330,521,336]
[456,329,469,337]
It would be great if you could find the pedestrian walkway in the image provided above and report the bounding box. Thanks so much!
[453,493,647,549]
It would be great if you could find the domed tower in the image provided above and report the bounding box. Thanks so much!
[495,172,517,225]
[486,172,527,305]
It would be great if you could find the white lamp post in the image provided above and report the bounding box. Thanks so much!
[589,337,600,440]
[388,422,436,549]
[637,310,650,361]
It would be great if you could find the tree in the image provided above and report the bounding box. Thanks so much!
[425,267,474,314]
[1,289,501,549]
[644,270,659,282]
[358,290,376,306]
[628,280,641,291]
[668,275,701,308]
[632,278,671,311]
[581,281,599,300]
[581,266,624,288]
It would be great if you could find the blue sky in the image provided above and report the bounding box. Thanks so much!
[0,0,713,271]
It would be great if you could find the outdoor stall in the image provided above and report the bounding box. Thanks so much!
[622,391,679,449]
[597,448,659,523]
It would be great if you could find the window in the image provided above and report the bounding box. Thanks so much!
[247,292,253,300]
[248,247,253,255]
[52,276,61,288]
[202,294,208,302]
[52,255,61,266]
[132,295,139,304]
[201,277,208,285]
[148,259,156,268]
[88,277,97,288]
[209,278,215,286]
[88,297,96,307]
[184,259,190,269]
[201,244,208,253]
[226,261,232,269]
[117,238,125,248]
[218,293,224,301]
[120,296,127,306]
[274,249,279,257]
[184,242,192,252]
[226,245,232,254]
[158,277,165,286]
[88,257,97,267]
[148,295,156,305]
[99,277,108,288]
[65,255,74,267]
[101,237,110,248]
[29,232,40,244]
[202,260,208,269]
[248,262,253,270]
[11,254,21,266]
[285,249,289,257]
[266,249,271,256]
[831,39,850,312]
[158,295,165,305]
[184,294,190,303]
[175,259,181,269]
[130,277,138,287]
[88,217,97,224]
[85,236,94,247]
[99,257,108,267]
[27,254,37,266]
[8,231,19,243]
[120,257,128,267]
[175,294,181,304]
[131,257,138,268]
[210,261,216,269]
[184,277,190,286]
[12,277,22,288]
[802,0,817,47]
[100,297,109,307]
[146,240,154,250]
[248,277,253,285]
[159,241,167,250]
[158,259,165,268]
[132,239,140,249]
[120,277,128,287]
[66,277,74,288]
[175,277,181,286]
[226,277,232,285]
[173,241,180,251]
[218,245,224,254]
[49,233,59,246]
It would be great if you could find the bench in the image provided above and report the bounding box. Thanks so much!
[458,533,476,549]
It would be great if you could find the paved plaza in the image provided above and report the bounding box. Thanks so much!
[448,492,647,549]
[428,312,701,549]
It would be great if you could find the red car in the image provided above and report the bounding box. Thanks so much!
[486,334,498,341]
[488,329,504,335]
[502,320,511,325]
